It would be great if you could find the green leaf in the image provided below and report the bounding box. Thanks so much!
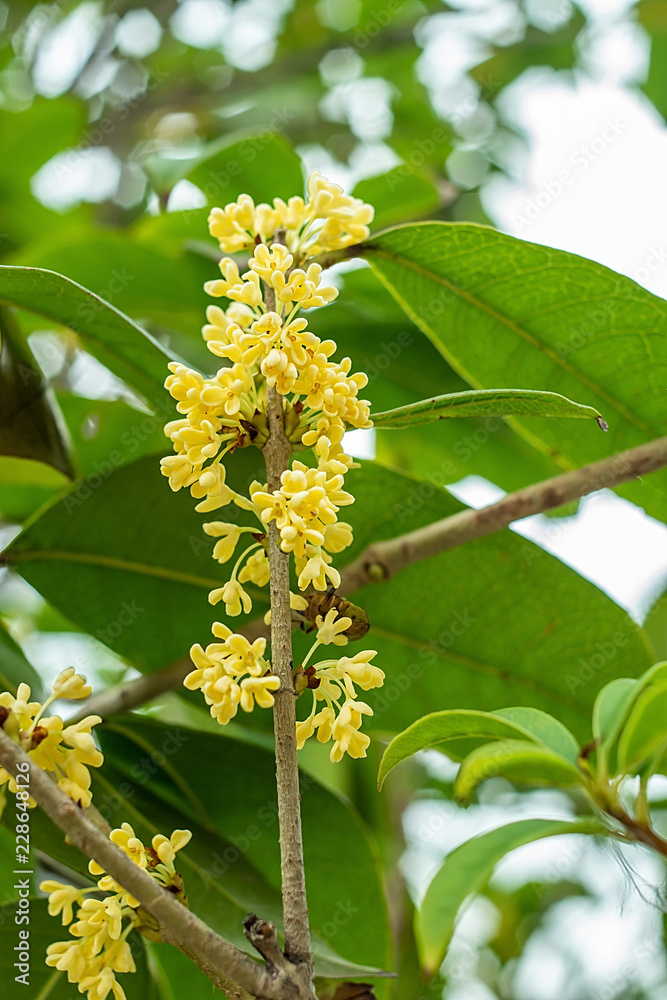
[0,306,75,479]
[378,710,540,789]
[95,718,391,979]
[617,679,667,774]
[57,394,168,479]
[358,223,667,520]
[310,269,561,493]
[333,463,653,741]
[0,266,182,409]
[185,131,304,205]
[453,739,583,805]
[592,677,638,745]
[15,235,213,348]
[644,586,667,660]
[0,457,69,524]
[371,388,604,430]
[0,619,44,701]
[416,818,604,974]
[491,707,580,761]
[4,451,267,671]
[0,900,152,1000]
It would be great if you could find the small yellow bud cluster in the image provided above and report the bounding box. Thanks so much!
[207,170,373,256]
[42,823,191,1000]
[184,623,280,724]
[0,671,102,811]
[296,610,384,762]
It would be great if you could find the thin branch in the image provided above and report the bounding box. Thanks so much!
[0,731,310,1000]
[72,435,667,721]
[338,434,667,593]
[263,383,315,991]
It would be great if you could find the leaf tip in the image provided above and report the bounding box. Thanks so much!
[596,416,609,432]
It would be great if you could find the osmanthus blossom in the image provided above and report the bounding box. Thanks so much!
[160,172,383,762]
[0,670,102,811]
[0,673,194,997]
[42,824,192,1000]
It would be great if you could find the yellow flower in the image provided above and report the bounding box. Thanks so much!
[238,548,270,587]
[209,577,253,616]
[296,648,382,761]
[151,829,192,871]
[249,242,293,281]
[0,679,104,809]
[40,880,85,926]
[52,667,92,700]
[0,683,41,735]
[330,699,373,762]
[315,608,352,646]
[203,521,244,564]
[240,675,281,712]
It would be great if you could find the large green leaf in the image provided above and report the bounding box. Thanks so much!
[6,455,654,739]
[310,269,562,493]
[0,457,69,524]
[0,900,153,1000]
[96,717,390,979]
[592,677,638,746]
[0,266,182,409]
[358,223,667,520]
[491,707,580,761]
[453,740,582,805]
[644,586,667,660]
[0,306,75,478]
[372,388,604,430]
[14,235,213,348]
[416,818,605,975]
[378,706,580,789]
[4,450,267,671]
[327,463,654,741]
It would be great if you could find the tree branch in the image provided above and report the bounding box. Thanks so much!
[338,434,667,593]
[0,731,310,1000]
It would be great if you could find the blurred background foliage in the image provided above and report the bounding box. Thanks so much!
[1,2,667,999]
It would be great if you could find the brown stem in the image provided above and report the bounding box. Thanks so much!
[263,381,315,988]
[606,803,667,859]
[339,434,667,593]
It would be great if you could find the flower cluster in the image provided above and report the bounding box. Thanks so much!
[0,670,102,812]
[184,623,280,724]
[295,609,384,762]
[160,172,373,619]
[42,824,191,1000]
[207,169,373,256]
[162,174,384,761]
